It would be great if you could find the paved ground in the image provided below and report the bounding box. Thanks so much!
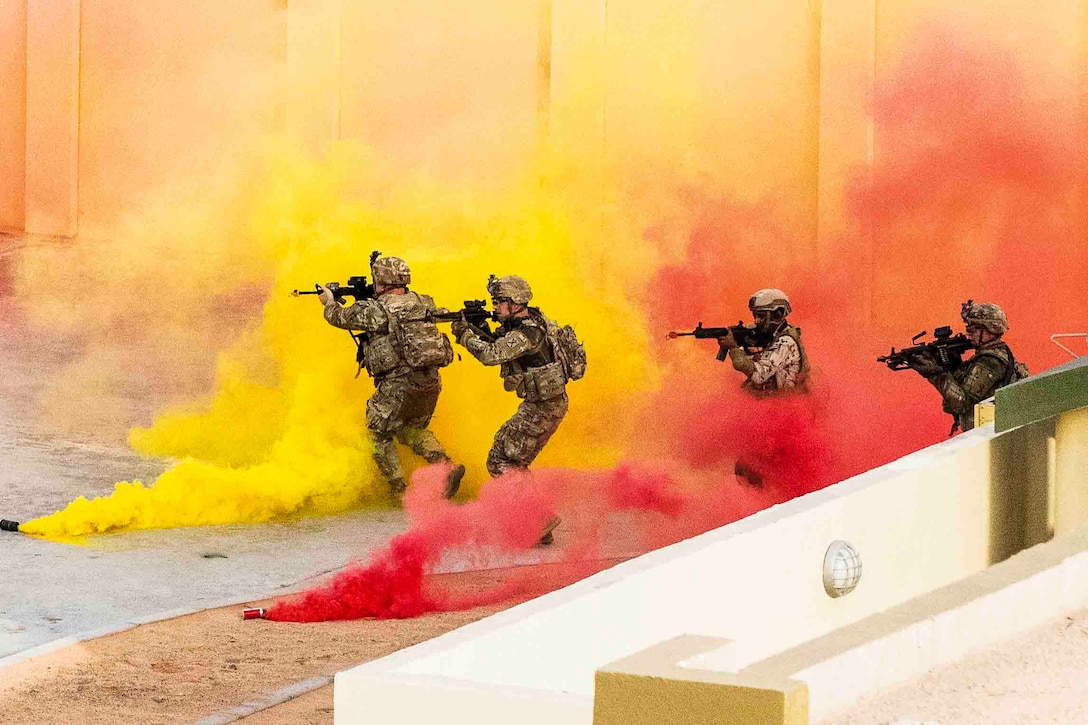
[0,266,414,662]
[824,606,1088,725]
[0,240,568,668]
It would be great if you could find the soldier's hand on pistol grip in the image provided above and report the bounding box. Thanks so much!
[450,315,470,344]
[907,351,942,377]
[317,284,336,306]
[717,329,739,350]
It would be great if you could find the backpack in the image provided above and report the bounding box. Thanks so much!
[544,318,587,382]
[386,295,454,370]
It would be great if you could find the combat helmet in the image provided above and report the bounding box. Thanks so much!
[748,288,792,316]
[487,275,533,305]
[372,255,411,287]
[962,301,1008,335]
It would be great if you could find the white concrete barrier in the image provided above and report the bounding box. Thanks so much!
[336,425,1021,725]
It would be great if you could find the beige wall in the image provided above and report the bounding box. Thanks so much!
[1054,406,1088,535]
[0,0,26,231]
[77,0,283,238]
[24,0,79,237]
[340,0,542,190]
[1,0,1085,322]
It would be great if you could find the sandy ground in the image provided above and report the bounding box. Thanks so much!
[0,566,560,724]
[824,606,1088,725]
[238,685,334,724]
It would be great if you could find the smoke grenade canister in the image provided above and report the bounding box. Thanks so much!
[0,520,19,533]
[242,607,266,620]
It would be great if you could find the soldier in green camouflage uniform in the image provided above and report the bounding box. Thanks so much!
[451,275,566,544]
[319,256,465,502]
[908,301,1026,433]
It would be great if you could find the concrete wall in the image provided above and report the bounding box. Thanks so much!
[335,381,1088,725]
[0,0,26,232]
[592,522,1088,725]
[334,423,1037,725]
[4,0,1086,307]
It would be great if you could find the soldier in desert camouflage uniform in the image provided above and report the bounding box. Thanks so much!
[908,301,1026,433]
[716,288,811,486]
[451,275,573,544]
[716,288,810,396]
[319,255,465,502]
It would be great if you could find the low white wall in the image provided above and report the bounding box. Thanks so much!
[335,426,1007,725]
[796,527,1088,721]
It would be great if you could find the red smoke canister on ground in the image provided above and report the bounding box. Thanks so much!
[242,607,266,620]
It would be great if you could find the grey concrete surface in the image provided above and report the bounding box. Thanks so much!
[0,285,409,662]
[0,246,603,665]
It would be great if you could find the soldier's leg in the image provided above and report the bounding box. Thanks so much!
[394,372,464,499]
[369,430,406,496]
[486,395,568,477]
[366,378,409,499]
[485,397,568,545]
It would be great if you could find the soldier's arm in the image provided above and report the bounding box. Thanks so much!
[323,298,385,332]
[728,347,756,376]
[461,328,541,366]
[735,336,798,385]
[930,356,1006,417]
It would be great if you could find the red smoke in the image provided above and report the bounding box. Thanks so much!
[269,26,1085,623]
[854,26,1087,369]
[267,463,769,621]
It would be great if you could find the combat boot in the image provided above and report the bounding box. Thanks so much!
[734,461,764,488]
[536,514,561,547]
[444,464,466,500]
[388,477,408,505]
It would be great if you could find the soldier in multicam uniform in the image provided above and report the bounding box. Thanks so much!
[451,275,568,545]
[716,288,811,486]
[318,255,465,502]
[908,301,1026,433]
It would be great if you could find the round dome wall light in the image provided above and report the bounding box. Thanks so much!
[823,540,862,598]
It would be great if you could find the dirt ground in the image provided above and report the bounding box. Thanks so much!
[0,566,556,725]
[824,605,1088,725]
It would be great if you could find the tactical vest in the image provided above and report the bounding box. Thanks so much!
[779,324,811,386]
[745,324,810,395]
[498,311,567,402]
[971,341,1027,389]
[362,291,454,378]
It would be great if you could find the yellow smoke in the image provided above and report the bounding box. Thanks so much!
[17,0,826,540]
[20,144,658,539]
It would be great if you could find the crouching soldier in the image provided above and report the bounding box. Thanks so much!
[451,275,586,544]
[319,255,466,503]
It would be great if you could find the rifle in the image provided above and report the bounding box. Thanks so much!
[290,251,382,377]
[667,322,769,361]
[877,326,974,372]
[290,276,374,301]
[289,250,382,301]
[428,299,496,339]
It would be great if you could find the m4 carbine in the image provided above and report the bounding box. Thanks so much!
[877,326,974,372]
[289,250,382,302]
[428,299,496,338]
[290,275,375,302]
[667,322,768,361]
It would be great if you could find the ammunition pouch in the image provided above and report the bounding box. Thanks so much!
[510,361,567,402]
[363,333,401,377]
